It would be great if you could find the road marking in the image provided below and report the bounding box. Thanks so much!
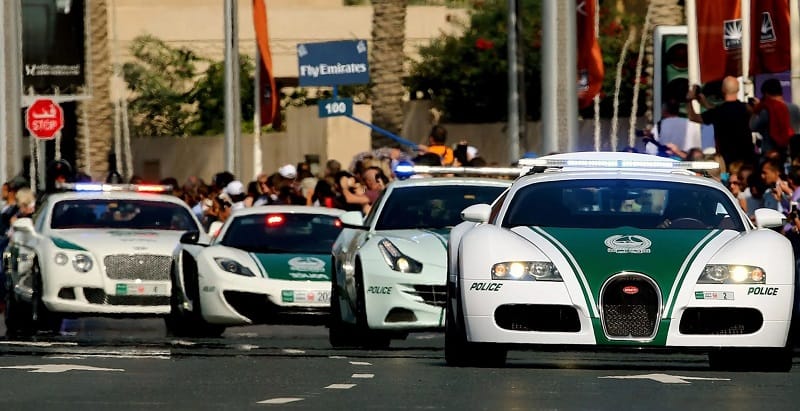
[236,344,260,351]
[329,355,347,359]
[352,374,374,379]
[599,373,731,384]
[349,361,371,366]
[46,354,170,360]
[258,397,304,404]
[413,334,437,340]
[326,384,356,389]
[282,349,305,354]
[170,340,195,347]
[0,364,124,373]
[0,341,78,347]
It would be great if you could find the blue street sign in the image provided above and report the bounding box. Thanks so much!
[318,98,353,118]
[297,40,369,86]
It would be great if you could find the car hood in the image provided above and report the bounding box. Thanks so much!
[515,227,733,299]
[51,229,185,255]
[249,253,332,282]
[375,228,450,262]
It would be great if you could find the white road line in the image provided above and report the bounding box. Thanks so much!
[282,349,305,354]
[326,384,356,389]
[236,345,260,351]
[0,341,78,347]
[348,361,372,366]
[329,355,347,359]
[258,397,304,404]
[351,374,374,379]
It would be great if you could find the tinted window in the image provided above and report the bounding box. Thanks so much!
[503,179,745,231]
[221,213,343,254]
[376,184,506,230]
[51,199,197,231]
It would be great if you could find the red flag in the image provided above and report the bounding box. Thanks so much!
[750,0,791,75]
[695,0,742,83]
[253,0,279,128]
[576,0,603,109]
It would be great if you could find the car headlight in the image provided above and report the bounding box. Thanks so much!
[377,239,423,273]
[54,252,69,265]
[72,254,93,273]
[214,258,255,277]
[698,264,766,284]
[492,261,562,281]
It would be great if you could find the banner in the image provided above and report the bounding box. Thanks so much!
[750,0,791,75]
[695,0,742,83]
[252,0,279,128]
[576,0,603,109]
[21,0,87,97]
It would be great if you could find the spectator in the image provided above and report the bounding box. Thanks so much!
[687,76,756,168]
[312,179,340,209]
[750,78,800,157]
[645,100,702,157]
[252,173,275,206]
[362,166,389,204]
[244,181,260,207]
[224,180,247,210]
[335,171,371,213]
[741,171,767,218]
[760,159,792,213]
[418,125,454,165]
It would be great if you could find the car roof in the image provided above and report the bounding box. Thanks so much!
[388,176,512,189]
[230,205,347,218]
[44,191,189,205]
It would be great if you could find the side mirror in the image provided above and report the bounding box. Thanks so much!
[461,204,491,223]
[753,208,785,229]
[180,230,200,245]
[339,211,365,229]
[11,217,35,233]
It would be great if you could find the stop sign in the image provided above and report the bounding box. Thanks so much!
[26,99,64,140]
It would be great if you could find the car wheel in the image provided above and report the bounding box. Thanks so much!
[445,278,506,367]
[354,262,391,349]
[30,259,62,335]
[708,347,793,372]
[4,282,33,337]
[328,276,357,348]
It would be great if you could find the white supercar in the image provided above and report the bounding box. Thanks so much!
[446,152,795,371]
[3,183,205,336]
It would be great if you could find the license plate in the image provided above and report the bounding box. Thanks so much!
[116,283,167,296]
[281,290,330,303]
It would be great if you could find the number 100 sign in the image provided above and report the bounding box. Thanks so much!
[318,98,353,118]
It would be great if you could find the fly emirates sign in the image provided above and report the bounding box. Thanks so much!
[297,40,370,86]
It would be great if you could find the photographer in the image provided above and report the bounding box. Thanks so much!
[760,159,792,213]
[644,100,701,158]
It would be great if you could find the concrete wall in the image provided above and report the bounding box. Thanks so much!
[131,105,371,183]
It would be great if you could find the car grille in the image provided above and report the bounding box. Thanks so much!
[84,287,169,306]
[104,254,172,281]
[679,308,762,335]
[600,274,660,339]
[406,285,447,307]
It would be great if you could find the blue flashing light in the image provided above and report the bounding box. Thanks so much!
[393,160,415,180]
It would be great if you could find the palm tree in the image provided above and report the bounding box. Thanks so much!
[77,0,113,180]
[370,0,408,149]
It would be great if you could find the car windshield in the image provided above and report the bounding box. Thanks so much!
[503,179,745,231]
[51,199,197,231]
[220,213,343,254]
[375,184,507,230]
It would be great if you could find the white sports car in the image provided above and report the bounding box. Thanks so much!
[168,206,345,337]
[3,183,205,336]
[447,152,795,371]
[330,177,511,348]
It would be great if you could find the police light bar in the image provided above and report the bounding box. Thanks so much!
[397,165,523,177]
[56,182,173,193]
[517,158,719,170]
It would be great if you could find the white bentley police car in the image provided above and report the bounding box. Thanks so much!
[3,183,205,336]
[330,176,511,348]
[447,152,795,371]
[168,206,345,337]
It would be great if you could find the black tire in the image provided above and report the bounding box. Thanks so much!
[444,278,506,367]
[165,263,225,338]
[354,262,391,349]
[30,260,62,335]
[4,284,33,337]
[709,347,793,372]
[328,278,358,348]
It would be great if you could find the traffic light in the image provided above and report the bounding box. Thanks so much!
[653,26,689,121]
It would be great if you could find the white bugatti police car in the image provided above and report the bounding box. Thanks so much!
[3,183,204,336]
[330,176,510,348]
[168,206,345,337]
[447,152,795,371]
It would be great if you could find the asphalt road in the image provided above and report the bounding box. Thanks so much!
[1,318,799,410]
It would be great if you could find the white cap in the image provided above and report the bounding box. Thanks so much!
[225,180,244,196]
[279,164,297,179]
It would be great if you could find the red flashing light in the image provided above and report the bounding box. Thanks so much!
[334,219,342,228]
[266,215,284,226]
[135,184,170,193]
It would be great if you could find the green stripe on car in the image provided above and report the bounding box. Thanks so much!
[51,236,87,251]
[249,253,331,281]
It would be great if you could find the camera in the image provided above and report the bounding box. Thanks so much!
[788,201,799,221]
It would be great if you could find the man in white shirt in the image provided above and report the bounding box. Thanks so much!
[645,100,703,156]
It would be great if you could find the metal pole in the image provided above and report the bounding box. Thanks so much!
[0,0,7,185]
[4,0,23,182]
[791,0,800,103]
[563,0,578,152]
[541,0,558,154]
[507,0,520,164]
[253,45,262,179]
[224,0,241,177]
[741,0,752,98]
